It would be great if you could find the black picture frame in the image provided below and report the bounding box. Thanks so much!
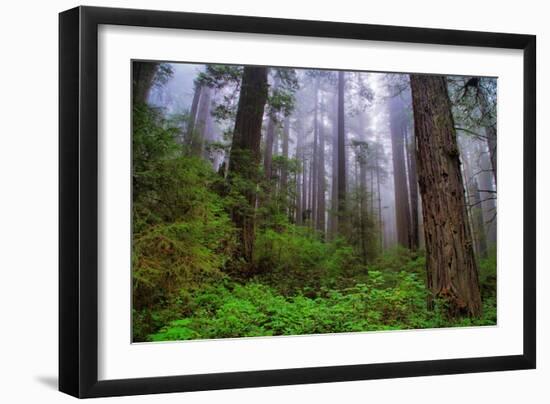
[59,5,536,398]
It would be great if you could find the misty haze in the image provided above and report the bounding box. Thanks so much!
[132,61,497,342]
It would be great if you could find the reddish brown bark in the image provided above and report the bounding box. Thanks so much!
[410,74,482,317]
[227,66,269,264]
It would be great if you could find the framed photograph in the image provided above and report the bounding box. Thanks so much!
[59,6,536,398]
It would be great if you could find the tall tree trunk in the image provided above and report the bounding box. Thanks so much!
[263,80,280,181]
[302,155,308,224]
[337,71,348,235]
[478,144,497,245]
[405,125,420,250]
[329,93,339,239]
[316,104,326,236]
[375,143,384,252]
[227,66,269,264]
[311,78,320,229]
[410,74,482,318]
[470,178,488,258]
[479,93,497,184]
[389,96,412,248]
[186,81,202,144]
[295,125,303,225]
[359,150,368,264]
[280,116,290,214]
[263,117,277,181]
[132,62,158,105]
[191,85,211,156]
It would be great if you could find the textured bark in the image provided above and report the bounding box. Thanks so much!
[336,71,348,234]
[389,97,412,248]
[132,62,158,105]
[405,126,420,250]
[227,66,269,264]
[410,74,482,317]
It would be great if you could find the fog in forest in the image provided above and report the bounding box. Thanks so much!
[132,61,497,341]
[146,63,496,253]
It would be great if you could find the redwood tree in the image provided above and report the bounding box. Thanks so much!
[227,66,269,263]
[410,74,482,317]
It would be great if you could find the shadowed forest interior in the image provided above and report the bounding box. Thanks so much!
[132,61,497,342]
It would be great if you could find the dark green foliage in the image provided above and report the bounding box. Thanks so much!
[132,65,497,343]
[132,105,237,340]
[149,268,496,341]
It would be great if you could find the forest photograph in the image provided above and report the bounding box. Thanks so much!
[131,60,497,343]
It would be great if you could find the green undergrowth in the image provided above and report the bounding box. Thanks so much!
[146,249,497,342]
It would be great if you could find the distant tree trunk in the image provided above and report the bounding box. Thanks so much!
[302,154,308,224]
[479,93,497,184]
[132,62,158,105]
[410,74,482,318]
[295,125,303,225]
[310,78,320,229]
[263,80,280,181]
[359,150,368,264]
[478,145,497,245]
[329,93,339,239]
[186,81,202,143]
[280,116,290,206]
[316,101,326,236]
[190,86,211,156]
[389,96,412,248]
[227,66,269,264]
[470,178,488,258]
[405,125,420,250]
[337,71,348,235]
[264,117,277,181]
[374,143,384,252]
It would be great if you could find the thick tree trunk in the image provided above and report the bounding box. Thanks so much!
[410,74,482,318]
[389,96,412,248]
[405,126,420,250]
[132,62,158,105]
[337,71,348,235]
[227,66,269,264]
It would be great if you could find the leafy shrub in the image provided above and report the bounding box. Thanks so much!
[132,105,236,340]
[148,269,496,342]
